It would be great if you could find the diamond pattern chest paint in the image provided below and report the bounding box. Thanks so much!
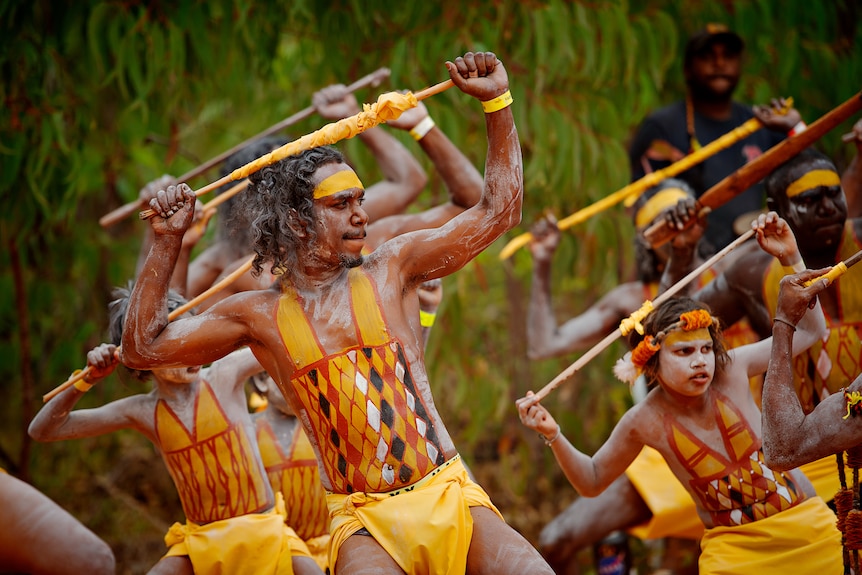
[665,390,804,526]
[276,268,445,494]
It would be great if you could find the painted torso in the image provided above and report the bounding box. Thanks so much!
[664,389,805,527]
[154,379,271,524]
[763,222,862,411]
[275,267,446,494]
[254,415,329,539]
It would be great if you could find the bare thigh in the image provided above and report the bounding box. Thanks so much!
[539,473,650,565]
[466,506,554,575]
[293,555,326,575]
[334,532,405,575]
[0,473,115,575]
[146,556,194,575]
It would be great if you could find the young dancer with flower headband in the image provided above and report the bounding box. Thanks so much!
[517,250,841,572]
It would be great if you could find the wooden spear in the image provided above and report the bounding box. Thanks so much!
[532,229,755,402]
[138,79,455,220]
[42,255,255,402]
[497,100,796,260]
[645,90,862,248]
[98,67,392,228]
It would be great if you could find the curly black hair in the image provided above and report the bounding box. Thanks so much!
[215,136,291,255]
[239,145,346,277]
[108,281,191,382]
[627,297,729,389]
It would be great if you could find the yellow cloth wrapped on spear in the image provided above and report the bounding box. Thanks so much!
[229,91,419,181]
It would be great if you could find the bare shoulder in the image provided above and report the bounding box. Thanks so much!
[722,245,772,288]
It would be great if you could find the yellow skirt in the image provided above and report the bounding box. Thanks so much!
[326,455,502,574]
[164,494,310,575]
[699,497,842,574]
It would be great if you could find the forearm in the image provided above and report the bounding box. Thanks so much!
[761,323,808,468]
[417,129,483,209]
[29,379,90,441]
[170,244,194,297]
[547,434,606,497]
[659,244,698,295]
[121,234,184,365]
[527,259,561,359]
[358,128,427,219]
[480,106,522,230]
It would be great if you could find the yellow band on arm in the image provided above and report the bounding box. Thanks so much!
[409,116,436,141]
[420,309,437,328]
[71,369,93,393]
[481,90,513,114]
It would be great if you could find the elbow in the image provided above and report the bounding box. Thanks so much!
[28,419,48,442]
[761,443,795,471]
[118,345,150,371]
[526,344,552,361]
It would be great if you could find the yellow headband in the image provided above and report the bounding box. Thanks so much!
[663,328,712,346]
[313,170,364,200]
[635,188,691,229]
[785,169,840,198]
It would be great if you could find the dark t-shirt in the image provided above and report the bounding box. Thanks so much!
[629,100,786,250]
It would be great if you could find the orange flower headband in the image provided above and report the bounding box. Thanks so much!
[614,309,716,385]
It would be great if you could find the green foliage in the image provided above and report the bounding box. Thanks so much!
[2,0,861,570]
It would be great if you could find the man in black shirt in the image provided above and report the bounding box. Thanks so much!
[629,24,803,250]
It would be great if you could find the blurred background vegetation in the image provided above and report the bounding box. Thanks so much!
[2,0,860,572]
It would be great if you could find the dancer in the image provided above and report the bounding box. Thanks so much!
[518,270,840,573]
[30,287,322,575]
[120,51,554,574]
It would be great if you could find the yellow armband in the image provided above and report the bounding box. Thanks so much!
[481,90,513,114]
[71,369,93,393]
[409,116,435,141]
[420,310,436,328]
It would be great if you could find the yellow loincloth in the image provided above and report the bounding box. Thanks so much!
[699,496,842,574]
[800,455,842,503]
[163,493,310,575]
[326,455,503,574]
[625,446,704,540]
[302,533,330,572]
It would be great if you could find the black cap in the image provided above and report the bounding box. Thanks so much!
[684,24,744,64]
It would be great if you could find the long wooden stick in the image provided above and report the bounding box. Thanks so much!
[498,117,766,260]
[533,229,755,402]
[645,90,862,248]
[138,79,456,221]
[42,255,255,402]
[99,67,392,228]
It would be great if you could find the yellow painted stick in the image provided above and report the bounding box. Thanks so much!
[499,117,765,260]
[802,248,862,287]
[139,80,455,221]
[99,67,391,228]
